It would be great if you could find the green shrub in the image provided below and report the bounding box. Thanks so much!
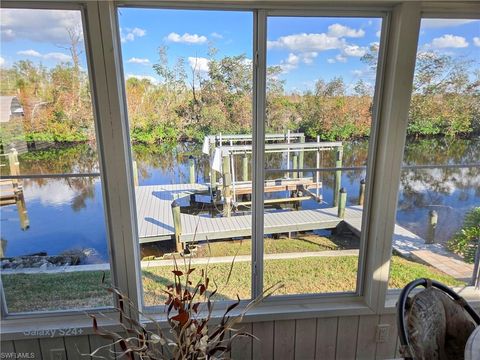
[447,207,480,263]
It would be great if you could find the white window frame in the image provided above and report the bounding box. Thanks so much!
[380,5,480,312]
[1,0,478,340]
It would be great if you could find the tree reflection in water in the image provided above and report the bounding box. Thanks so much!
[1,137,478,258]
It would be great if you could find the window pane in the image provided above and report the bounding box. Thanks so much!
[118,8,253,307]
[264,16,382,296]
[0,8,112,313]
[388,19,480,290]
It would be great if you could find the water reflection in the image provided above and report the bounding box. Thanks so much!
[0,138,478,261]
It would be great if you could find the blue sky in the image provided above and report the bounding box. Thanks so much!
[1,8,479,93]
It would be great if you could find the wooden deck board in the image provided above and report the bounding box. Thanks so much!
[135,184,361,243]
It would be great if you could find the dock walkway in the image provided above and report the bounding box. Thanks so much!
[135,183,474,281]
[135,184,362,243]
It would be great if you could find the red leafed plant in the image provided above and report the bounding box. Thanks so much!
[88,254,282,360]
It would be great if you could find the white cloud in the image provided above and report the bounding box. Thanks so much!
[473,37,480,47]
[268,32,343,52]
[17,49,71,62]
[17,49,42,57]
[421,19,477,29]
[43,52,72,62]
[280,53,300,72]
[278,52,318,73]
[351,69,364,77]
[328,24,365,38]
[24,179,80,206]
[126,74,158,84]
[342,44,367,57]
[301,51,318,64]
[131,27,146,37]
[1,9,82,44]
[0,57,5,67]
[376,30,381,38]
[166,32,207,44]
[121,27,146,43]
[428,34,469,48]
[188,56,209,73]
[123,33,134,42]
[327,54,348,64]
[127,57,150,65]
[267,31,367,62]
[211,32,223,39]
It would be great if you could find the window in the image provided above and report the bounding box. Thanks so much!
[388,18,480,291]
[117,8,254,307]
[1,1,476,331]
[263,15,383,296]
[0,7,112,313]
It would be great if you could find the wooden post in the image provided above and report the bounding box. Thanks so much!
[333,146,343,207]
[338,187,347,219]
[242,153,248,181]
[316,136,320,202]
[132,160,139,187]
[426,210,438,244]
[299,135,305,178]
[8,148,19,190]
[16,191,29,230]
[292,154,298,179]
[189,155,195,184]
[171,201,183,253]
[210,168,217,192]
[222,155,232,217]
[286,129,291,179]
[358,179,366,206]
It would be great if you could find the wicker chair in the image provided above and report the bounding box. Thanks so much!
[397,278,480,360]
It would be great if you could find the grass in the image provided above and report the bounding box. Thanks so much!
[192,234,357,258]
[2,255,462,313]
[2,271,113,312]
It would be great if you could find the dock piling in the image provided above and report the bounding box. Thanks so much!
[426,210,438,244]
[16,191,29,230]
[222,155,232,217]
[189,156,195,184]
[333,146,343,207]
[242,153,248,181]
[338,187,347,219]
[8,148,19,190]
[316,136,321,201]
[292,154,298,179]
[298,135,305,178]
[132,160,139,187]
[171,201,183,253]
[358,179,366,206]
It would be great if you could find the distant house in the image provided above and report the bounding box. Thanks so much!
[0,96,24,123]
[0,96,27,153]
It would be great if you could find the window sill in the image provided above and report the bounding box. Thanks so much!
[1,296,374,340]
[2,287,477,341]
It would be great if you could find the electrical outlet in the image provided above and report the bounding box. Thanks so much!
[376,324,390,343]
[50,349,66,360]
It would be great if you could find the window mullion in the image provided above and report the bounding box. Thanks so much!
[84,1,142,313]
[252,9,267,299]
[362,3,421,312]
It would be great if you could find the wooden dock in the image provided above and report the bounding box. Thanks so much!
[135,183,363,243]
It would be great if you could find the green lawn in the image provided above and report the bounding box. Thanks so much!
[2,255,462,313]
[191,234,357,258]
